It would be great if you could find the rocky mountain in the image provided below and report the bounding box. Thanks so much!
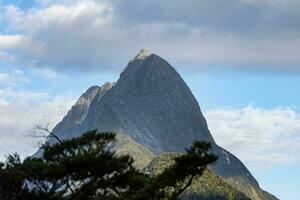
[37,49,277,200]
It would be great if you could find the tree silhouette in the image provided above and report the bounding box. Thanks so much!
[0,130,217,200]
[130,141,217,200]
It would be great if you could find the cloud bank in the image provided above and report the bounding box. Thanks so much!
[0,69,75,160]
[0,89,75,160]
[0,0,300,72]
[1,91,299,171]
[205,105,300,170]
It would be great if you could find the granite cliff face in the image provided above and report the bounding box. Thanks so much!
[39,49,277,200]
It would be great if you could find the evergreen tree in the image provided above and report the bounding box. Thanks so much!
[0,130,217,200]
[0,131,147,200]
[130,141,217,200]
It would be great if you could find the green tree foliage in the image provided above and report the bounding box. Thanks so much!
[0,130,217,200]
[131,141,217,200]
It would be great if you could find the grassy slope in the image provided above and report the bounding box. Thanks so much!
[113,133,155,170]
[144,152,250,200]
[113,135,277,200]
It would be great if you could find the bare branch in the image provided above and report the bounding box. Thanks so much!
[28,123,63,145]
[35,123,51,134]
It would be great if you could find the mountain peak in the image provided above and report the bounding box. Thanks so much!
[117,50,189,98]
[133,49,151,60]
[37,50,277,200]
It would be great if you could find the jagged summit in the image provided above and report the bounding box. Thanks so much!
[133,49,152,60]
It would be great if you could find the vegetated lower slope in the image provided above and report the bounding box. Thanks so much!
[144,152,250,200]
[113,133,155,170]
[223,175,278,200]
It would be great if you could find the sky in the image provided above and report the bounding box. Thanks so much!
[0,0,300,199]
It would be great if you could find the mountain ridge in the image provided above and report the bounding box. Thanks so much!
[36,49,277,200]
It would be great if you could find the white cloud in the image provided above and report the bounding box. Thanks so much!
[0,70,29,87]
[0,35,23,49]
[0,68,76,160]
[5,2,113,35]
[0,0,300,72]
[205,105,300,170]
[0,88,48,102]
[0,73,13,86]
[1,1,117,70]
[32,68,59,80]
[0,35,23,61]
[0,91,75,160]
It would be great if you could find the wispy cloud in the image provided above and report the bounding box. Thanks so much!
[0,70,29,87]
[205,105,300,170]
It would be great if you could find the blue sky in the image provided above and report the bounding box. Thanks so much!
[1,0,300,199]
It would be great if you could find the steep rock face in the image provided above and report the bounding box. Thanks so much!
[41,50,277,200]
[50,82,114,141]
[83,50,214,153]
